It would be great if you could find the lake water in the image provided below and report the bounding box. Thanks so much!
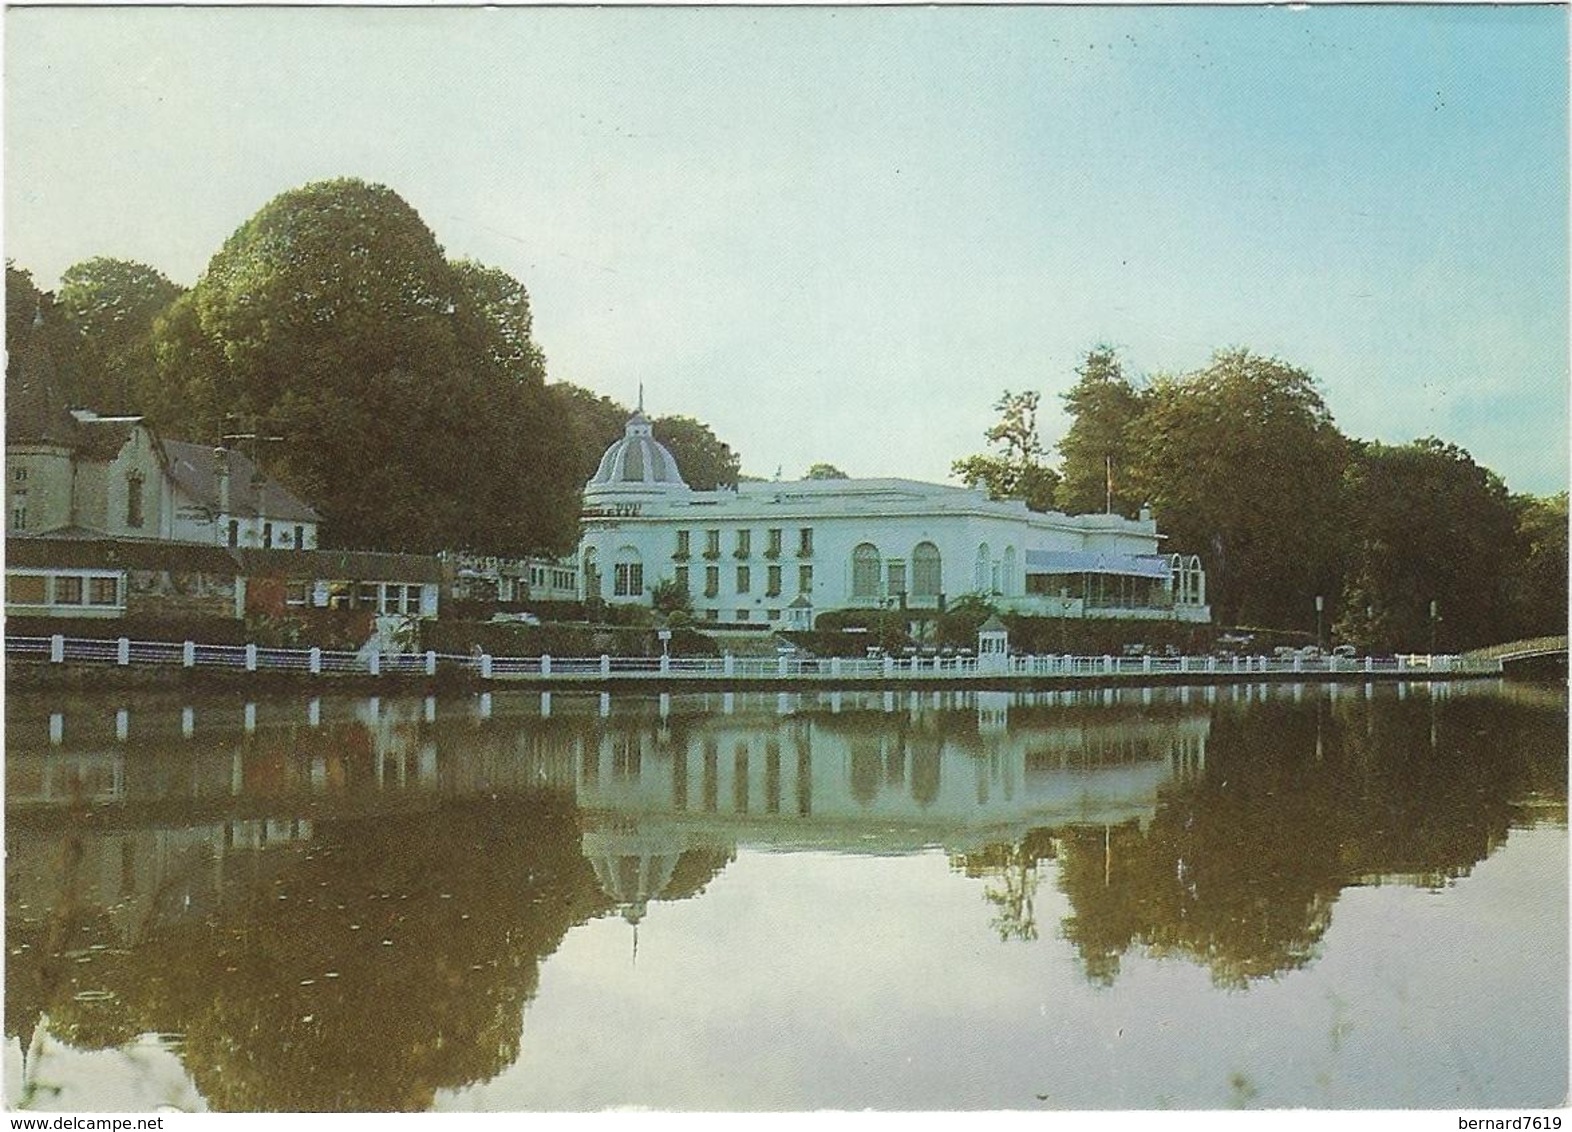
[4,679,1566,1112]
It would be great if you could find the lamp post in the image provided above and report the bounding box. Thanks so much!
[1315,594,1324,650]
[1429,599,1439,656]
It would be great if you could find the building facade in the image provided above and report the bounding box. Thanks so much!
[5,409,320,550]
[578,410,1208,629]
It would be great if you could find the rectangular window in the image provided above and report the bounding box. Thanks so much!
[767,609,781,621]
[294,525,305,550]
[614,563,644,597]
[736,565,751,593]
[9,574,47,604]
[735,529,751,558]
[12,467,27,483]
[54,575,84,605]
[799,564,813,593]
[888,561,907,596]
[737,609,751,622]
[286,580,311,606]
[674,565,690,593]
[705,529,721,559]
[11,504,26,531]
[766,564,782,596]
[704,566,720,598]
[767,528,783,557]
[88,576,119,606]
[357,583,379,609]
[798,527,814,557]
[675,530,691,559]
[263,522,273,549]
[705,608,719,621]
[228,520,239,548]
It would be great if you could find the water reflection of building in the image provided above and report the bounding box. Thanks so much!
[7,817,312,952]
[6,688,1218,943]
[568,694,1209,857]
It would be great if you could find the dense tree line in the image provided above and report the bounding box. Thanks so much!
[6,178,743,557]
[956,346,1567,650]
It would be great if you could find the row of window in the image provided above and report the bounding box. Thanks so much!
[695,608,787,622]
[228,521,309,549]
[8,572,123,608]
[672,563,811,599]
[284,580,427,614]
[674,527,814,560]
[528,565,577,592]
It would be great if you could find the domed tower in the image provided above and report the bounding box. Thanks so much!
[583,403,689,504]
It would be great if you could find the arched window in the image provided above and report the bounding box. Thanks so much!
[974,543,991,593]
[912,542,942,599]
[613,545,644,598]
[582,548,601,600]
[1002,547,1017,597]
[852,543,882,599]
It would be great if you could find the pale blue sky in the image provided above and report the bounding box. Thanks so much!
[6,5,1567,493]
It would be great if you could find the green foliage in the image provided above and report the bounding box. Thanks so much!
[805,462,849,480]
[935,592,999,648]
[153,178,580,557]
[1335,438,1519,651]
[951,389,1060,511]
[553,382,632,487]
[649,576,694,617]
[1506,491,1569,639]
[56,258,183,415]
[1054,345,1148,516]
[552,385,744,491]
[652,414,740,490]
[1126,349,1350,629]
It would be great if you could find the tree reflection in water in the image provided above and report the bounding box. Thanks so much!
[10,794,612,1111]
[7,681,1566,1109]
[959,686,1568,988]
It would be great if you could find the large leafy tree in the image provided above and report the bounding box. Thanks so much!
[1054,345,1147,516]
[1505,491,1569,640]
[553,382,634,487]
[1334,438,1520,652]
[1125,350,1350,628]
[951,389,1060,512]
[55,257,183,415]
[652,414,740,490]
[158,178,579,555]
[805,462,849,480]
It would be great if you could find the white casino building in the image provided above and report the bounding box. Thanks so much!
[578,410,1209,630]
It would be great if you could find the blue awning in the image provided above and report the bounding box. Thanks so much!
[1025,550,1171,579]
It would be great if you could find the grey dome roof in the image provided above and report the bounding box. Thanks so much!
[586,411,689,494]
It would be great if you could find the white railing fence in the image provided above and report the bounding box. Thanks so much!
[4,634,1503,682]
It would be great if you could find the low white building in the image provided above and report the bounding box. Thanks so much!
[163,440,320,551]
[578,410,1208,629]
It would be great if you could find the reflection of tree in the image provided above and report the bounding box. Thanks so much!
[9,793,612,1111]
[661,849,737,902]
[977,689,1567,988]
[954,830,1057,943]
